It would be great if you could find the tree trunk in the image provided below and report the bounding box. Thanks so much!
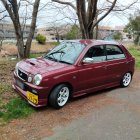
[25,0,40,58]
[56,33,60,43]
[17,39,25,58]
[80,25,93,39]
[0,41,2,52]
[1,0,40,59]
[89,30,93,39]
[76,0,97,39]
[95,25,99,39]
[12,19,25,58]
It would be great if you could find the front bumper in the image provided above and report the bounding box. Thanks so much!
[13,73,49,107]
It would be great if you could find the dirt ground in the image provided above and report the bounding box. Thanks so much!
[0,60,140,140]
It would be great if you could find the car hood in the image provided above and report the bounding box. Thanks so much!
[18,58,70,75]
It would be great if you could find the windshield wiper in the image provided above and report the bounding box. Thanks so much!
[59,60,72,65]
[48,51,65,56]
[44,56,58,62]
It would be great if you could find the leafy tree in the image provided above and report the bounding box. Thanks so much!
[66,25,80,40]
[36,34,46,44]
[125,13,140,45]
[113,32,123,40]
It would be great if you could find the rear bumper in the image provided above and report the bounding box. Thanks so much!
[13,73,49,107]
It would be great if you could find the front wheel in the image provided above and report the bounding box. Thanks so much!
[49,84,70,109]
[121,72,132,87]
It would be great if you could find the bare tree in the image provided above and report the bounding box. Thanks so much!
[0,23,4,52]
[52,0,139,39]
[0,0,41,59]
[52,0,117,39]
[0,8,6,52]
[48,22,72,42]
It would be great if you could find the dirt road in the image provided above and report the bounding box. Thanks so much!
[0,70,140,140]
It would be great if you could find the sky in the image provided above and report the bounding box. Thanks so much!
[36,0,140,28]
[0,0,140,28]
[99,0,140,27]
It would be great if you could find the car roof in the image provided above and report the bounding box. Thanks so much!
[63,39,120,46]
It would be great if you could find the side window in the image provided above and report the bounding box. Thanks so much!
[84,45,106,62]
[106,45,125,60]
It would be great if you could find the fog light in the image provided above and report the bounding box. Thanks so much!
[28,76,32,83]
[32,89,37,94]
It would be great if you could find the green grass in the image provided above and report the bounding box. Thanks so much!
[0,97,35,122]
[128,47,140,69]
[135,61,140,68]
[29,53,42,58]
[50,42,60,46]
[128,47,140,56]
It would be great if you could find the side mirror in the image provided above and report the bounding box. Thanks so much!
[82,57,94,64]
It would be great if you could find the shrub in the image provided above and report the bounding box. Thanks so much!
[113,32,123,40]
[36,34,46,44]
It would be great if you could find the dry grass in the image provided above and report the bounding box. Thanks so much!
[125,43,140,49]
[1,42,55,55]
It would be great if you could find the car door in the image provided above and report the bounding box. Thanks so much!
[105,45,128,85]
[75,45,107,95]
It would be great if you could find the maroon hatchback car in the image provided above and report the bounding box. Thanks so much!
[13,40,135,109]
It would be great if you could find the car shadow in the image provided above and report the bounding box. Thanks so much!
[70,86,120,103]
[35,85,121,112]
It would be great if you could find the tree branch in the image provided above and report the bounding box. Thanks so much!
[52,0,76,10]
[0,9,6,13]
[0,15,7,20]
[1,0,15,21]
[93,0,117,28]
[113,0,138,11]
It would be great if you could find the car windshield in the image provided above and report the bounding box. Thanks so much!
[44,42,85,64]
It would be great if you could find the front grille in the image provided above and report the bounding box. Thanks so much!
[18,69,28,81]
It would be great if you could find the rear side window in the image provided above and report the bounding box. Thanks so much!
[106,45,125,60]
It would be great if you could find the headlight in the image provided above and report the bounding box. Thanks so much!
[33,74,42,85]
[15,63,19,75]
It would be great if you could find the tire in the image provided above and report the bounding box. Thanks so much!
[49,84,70,109]
[121,72,132,87]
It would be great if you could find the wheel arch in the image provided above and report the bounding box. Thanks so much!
[48,82,74,98]
[126,71,133,76]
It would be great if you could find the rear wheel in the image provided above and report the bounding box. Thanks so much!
[121,72,132,87]
[49,84,70,109]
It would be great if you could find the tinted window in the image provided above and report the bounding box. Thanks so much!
[106,45,125,60]
[84,45,106,62]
